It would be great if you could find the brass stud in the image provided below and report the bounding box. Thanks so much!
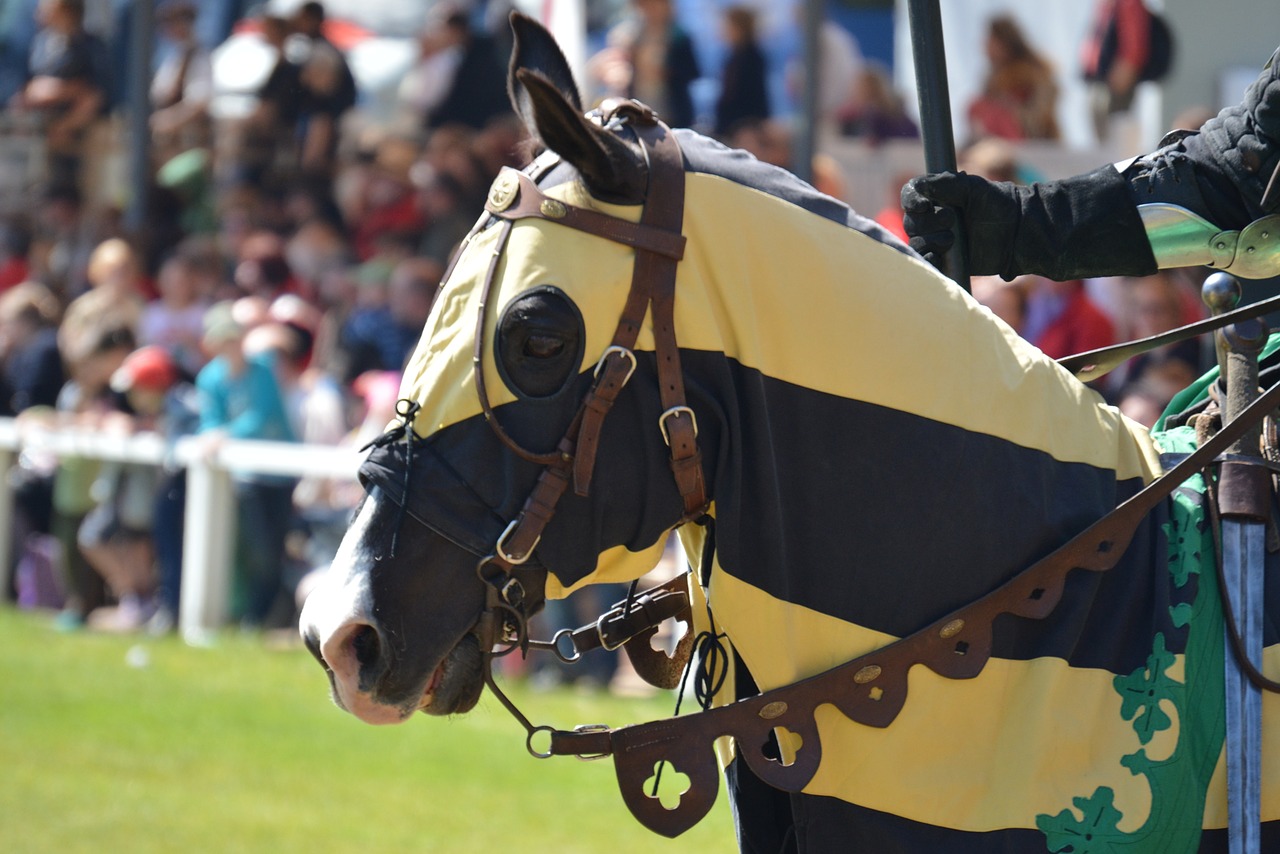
[758,701,788,720]
[853,665,881,684]
[540,199,567,219]
[487,172,519,211]
[939,619,965,639]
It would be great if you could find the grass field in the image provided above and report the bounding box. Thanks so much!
[0,608,735,853]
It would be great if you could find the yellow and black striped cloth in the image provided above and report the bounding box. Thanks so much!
[386,131,1279,850]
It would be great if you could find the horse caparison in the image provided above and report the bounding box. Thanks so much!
[300,13,1280,852]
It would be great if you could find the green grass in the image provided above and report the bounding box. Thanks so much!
[0,608,735,853]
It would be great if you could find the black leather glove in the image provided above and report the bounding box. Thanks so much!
[901,166,1157,282]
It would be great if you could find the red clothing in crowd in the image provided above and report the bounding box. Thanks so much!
[1081,0,1151,80]
[1032,283,1115,361]
[0,256,29,290]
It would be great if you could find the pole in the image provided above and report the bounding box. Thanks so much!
[792,0,822,185]
[124,0,154,234]
[905,0,969,291]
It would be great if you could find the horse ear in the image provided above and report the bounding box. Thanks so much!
[513,69,645,203]
[507,13,644,202]
[508,12,582,114]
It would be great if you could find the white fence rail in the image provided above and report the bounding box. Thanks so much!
[0,417,364,642]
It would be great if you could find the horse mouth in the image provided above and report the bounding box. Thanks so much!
[416,634,485,717]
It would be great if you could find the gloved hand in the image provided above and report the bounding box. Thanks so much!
[900,172,1019,277]
[900,166,1157,282]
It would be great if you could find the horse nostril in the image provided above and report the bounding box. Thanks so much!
[351,624,382,670]
[303,629,326,668]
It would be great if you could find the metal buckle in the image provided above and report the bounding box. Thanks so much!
[595,607,628,652]
[593,345,637,387]
[659,406,698,446]
[572,724,611,761]
[495,519,539,565]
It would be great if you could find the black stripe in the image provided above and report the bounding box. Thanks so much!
[680,352,1197,677]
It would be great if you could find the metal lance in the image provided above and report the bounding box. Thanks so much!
[1214,280,1268,854]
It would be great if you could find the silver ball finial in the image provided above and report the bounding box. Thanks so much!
[1202,271,1241,314]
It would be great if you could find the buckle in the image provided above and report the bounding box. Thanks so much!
[593,345,637,387]
[659,406,698,446]
[495,519,539,565]
[595,607,628,652]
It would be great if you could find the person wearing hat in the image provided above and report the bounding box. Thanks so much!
[195,302,298,628]
[105,345,199,633]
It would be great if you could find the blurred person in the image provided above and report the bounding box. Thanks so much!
[1116,378,1169,429]
[1105,271,1204,396]
[0,217,34,290]
[243,318,345,447]
[149,0,212,165]
[106,345,199,634]
[196,302,298,627]
[713,6,769,139]
[839,62,919,143]
[47,320,135,629]
[589,0,700,129]
[786,9,862,136]
[1081,0,1154,143]
[338,256,440,382]
[77,439,160,633]
[414,167,473,266]
[139,252,210,376]
[410,5,510,132]
[29,159,95,295]
[234,230,293,301]
[967,15,1060,142]
[349,137,426,262]
[1018,275,1115,361]
[238,13,303,185]
[284,218,351,303]
[291,1,357,177]
[0,280,64,415]
[13,0,109,193]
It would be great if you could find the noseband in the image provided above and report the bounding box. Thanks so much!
[464,101,708,673]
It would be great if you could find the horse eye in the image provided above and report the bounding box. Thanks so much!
[524,334,565,359]
[495,286,585,399]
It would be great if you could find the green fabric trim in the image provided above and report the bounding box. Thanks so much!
[1036,426,1224,851]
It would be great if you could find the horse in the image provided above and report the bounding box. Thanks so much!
[300,15,1280,852]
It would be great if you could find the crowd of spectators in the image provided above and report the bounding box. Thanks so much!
[0,0,1210,652]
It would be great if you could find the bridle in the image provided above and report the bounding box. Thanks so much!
[459,100,708,700]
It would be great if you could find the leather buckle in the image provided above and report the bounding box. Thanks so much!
[659,406,698,446]
[593,345,638,387]
[495,519,540,565]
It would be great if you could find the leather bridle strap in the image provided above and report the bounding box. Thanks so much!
[470,106,706,651]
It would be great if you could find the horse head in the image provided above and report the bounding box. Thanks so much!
[300,14,703,725]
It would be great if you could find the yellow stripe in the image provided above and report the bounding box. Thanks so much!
[401,172,1159,486]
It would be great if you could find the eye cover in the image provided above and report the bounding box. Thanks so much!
[494,286,586,400]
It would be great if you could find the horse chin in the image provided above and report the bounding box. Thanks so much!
[419,634,486,717]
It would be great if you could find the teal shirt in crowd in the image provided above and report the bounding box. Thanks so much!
[195,353,296,443]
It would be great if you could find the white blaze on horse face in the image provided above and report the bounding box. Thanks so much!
[300,495,417,724]
[298,496,378,674]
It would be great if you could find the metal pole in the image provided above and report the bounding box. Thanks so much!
[792,0,822,185]
[905,0,969,290]
[124,0,154,233]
